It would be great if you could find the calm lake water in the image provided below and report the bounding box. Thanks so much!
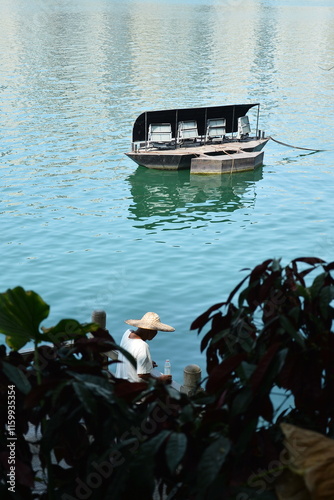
[1,0,334,383]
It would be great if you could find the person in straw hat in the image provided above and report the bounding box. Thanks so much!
[115,312,175,383]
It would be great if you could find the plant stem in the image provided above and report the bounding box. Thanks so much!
[34,339,42,385]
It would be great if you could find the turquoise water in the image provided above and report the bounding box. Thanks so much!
[1,0,334,383]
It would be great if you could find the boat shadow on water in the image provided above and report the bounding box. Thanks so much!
[126,165,263,230]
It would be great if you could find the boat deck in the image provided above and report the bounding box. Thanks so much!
[135,137,267,156]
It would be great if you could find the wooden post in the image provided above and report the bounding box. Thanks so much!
[180,364,202,396]
[91,310,106,329]
[91,310,118,362]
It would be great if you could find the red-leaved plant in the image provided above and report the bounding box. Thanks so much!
[0,257,333,499]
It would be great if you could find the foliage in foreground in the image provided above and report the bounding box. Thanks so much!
[0,257,333,499]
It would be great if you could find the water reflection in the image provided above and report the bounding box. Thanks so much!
[127,166,263,230]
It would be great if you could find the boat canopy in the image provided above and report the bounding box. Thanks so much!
[131,103,259,143]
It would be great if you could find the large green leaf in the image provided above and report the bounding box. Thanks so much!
[238,361,257,383]
[197,435,231,496]
[318,286,334,319]
[165,432,187,473]
[2,361,32,394]
[279,316,305,347]
[231,387,253,417]
[69,372,114,401]
[72,381,97,415]
[0,287,50,350]
[310,272,326,299]
[140,430,171,456]
[42,318,99,344]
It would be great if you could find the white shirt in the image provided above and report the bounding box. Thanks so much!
[115,329,153,382]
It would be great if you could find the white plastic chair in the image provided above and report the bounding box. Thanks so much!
[205,118,226,142]
[148,123,173,146]
[237,116,251,139]
[177,120,199,143]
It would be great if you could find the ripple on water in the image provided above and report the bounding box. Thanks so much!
[1,0,334,382]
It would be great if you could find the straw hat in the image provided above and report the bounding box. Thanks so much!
[125,312,175,332]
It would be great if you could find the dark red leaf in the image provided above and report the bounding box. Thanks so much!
[206,353,247,393]
[278,349,323,410]
[246,284,262,311]
[290,257,324,286]
[200,329,214,353]
[24,379,61,409]
[292,257,325,266]
[257,272,279,303]
[206,348,219,373]
[298,266,322,281]
[75,336,116,354]
[91,327,116,343]
[324,261,334,272]
[216,389,228,409]
[226,274,250,304]
[200,309,239,353]
[202,408,227,427]
[16,459,35,487]
[277,346,300,390]
[250,343,280,393]
[50,463,75,482]
[249,260,273,282]
[0,453,34,487]
[190,302,225,331]
[245,260,274,310]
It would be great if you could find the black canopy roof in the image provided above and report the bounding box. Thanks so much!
[132,103,259,142]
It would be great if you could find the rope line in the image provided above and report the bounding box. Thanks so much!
[220,149,237,173]
[269,136,326,152]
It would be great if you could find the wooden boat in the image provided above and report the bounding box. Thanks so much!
[126,103,269,171]
[190,151,264,175]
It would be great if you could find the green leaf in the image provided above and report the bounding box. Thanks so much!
[72,381,97,415]
[319,286,334,319]
[42,319,99,344]
[310,272,326,298]
[141,430,171,456]
[235,417,258,454]
[0,287,50,350]
[238,361,257,383]
[279,315,305,347]
[41,406,75,452]
[197,436,231,495]
[165,432,187,473]
[295,283,311,300]
[2,362,32,394]
[69,372,114,401]
[231,387,253,417]
[262,348,288,395]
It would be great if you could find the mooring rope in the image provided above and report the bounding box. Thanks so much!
[269,136,326,152]
[220,149,237,173]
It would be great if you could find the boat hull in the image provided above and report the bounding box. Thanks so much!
[125,152,193,171]
[126,137,269,171]
[190,151,264,175]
